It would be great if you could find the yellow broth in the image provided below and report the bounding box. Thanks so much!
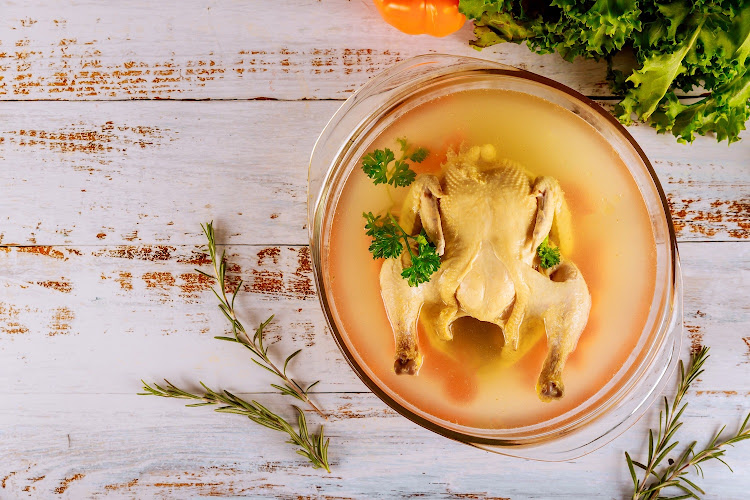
[325,88,656,429]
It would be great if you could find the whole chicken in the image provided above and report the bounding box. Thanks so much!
[379,144,591,401]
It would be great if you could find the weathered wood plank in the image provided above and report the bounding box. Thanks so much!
[0,242,748,396]
[1,2,747,499]
[0,0,620,101]
[0,101,747,247]
[0,244,356,395]
[1,392,748,498]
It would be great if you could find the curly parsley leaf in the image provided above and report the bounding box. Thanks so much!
[364,212,403,259]
[390,161,417,187]
[401,233,441,287]
[361,139,428,187]
[537,237,561,269]
[361,139,438,286]
[363,213,441,287]
[361,149,395,185]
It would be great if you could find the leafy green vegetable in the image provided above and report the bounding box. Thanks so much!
[361,139,441,287]
[537,237,561,269]
[363,212,441,287]
[618,18,705,122]
[363,212,404,259]
[361,137,428,187]
[361,148,395,185]
[459,0,750,144]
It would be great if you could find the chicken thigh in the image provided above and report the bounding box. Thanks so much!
[379,144,591,401]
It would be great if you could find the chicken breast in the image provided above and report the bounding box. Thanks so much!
[379,144,591,401]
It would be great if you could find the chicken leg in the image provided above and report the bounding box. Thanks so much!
[523,261,591,401]
[380,255,427,374]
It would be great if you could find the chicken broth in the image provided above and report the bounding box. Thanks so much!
[325,88,657,429]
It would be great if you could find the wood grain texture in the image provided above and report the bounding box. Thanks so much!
[0,242,749,396]
[0,101,747,248]
[1,392,748,499]
[0,242,748,498]
[0,186,746,478]
[1,1,749,498]
[0,0,620,101]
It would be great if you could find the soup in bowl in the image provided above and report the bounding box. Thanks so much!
[308,54,682,460]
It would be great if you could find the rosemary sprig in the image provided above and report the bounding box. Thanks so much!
[626,347,750,499]
[197,221,325,418]
[140,380,330,472]
[139,222,331,471]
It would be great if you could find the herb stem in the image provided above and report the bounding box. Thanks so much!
[140,380,331,472]
[631,349,702,498]
[200,222,326,419]
[642,416,750,500]
[388,212,416,262]
[627,347,750,499]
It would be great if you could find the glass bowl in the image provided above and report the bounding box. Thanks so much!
[308,54,682,461]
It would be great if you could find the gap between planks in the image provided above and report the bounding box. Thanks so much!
[0,95,703,103]
[0,1,721,101]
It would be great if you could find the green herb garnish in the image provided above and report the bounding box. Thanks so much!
[364,212,441,287]
[361,137,428,187]
[401,232,441,287]
[361,138,440,286]
[626,347,750,499]
[140,380,331,472]
[537,237,561,269]
[197,222,324,417]
[140,222,331,472]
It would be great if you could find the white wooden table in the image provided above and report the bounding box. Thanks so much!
[1,2,748,498]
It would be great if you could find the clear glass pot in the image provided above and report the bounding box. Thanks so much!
[308,54,683,461]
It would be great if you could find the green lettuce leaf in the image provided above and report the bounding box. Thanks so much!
[555,0,642,56]
[459,0,513,20]
[458,0,750,143]
[470,11,536,49]
[617,18,704,123]
[651,70,750,143]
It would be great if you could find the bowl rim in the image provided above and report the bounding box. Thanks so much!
[308,53,681,456]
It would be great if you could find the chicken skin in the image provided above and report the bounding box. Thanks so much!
[380,144,591,401]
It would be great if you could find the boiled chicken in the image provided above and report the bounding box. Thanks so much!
[380,144,591,401]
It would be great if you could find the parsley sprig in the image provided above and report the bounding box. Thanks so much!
[361,138,440,286]
[361,137,429,187]
[363,212,440,287]
[537,236,561,269]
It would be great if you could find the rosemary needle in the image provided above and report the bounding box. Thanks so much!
[139,380,330,472]
[139,222,332,471]
[626,347,750,499]
[198,221,325,419]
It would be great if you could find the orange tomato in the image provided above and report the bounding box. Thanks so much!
[373,0,466,37]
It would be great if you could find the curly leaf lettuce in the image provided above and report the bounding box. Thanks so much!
[558,0,642,56]
[462,0,642,59]
[459,0,750,144]
[470,11,535,49]
[617,17,704,122]
[652,71,750,143]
